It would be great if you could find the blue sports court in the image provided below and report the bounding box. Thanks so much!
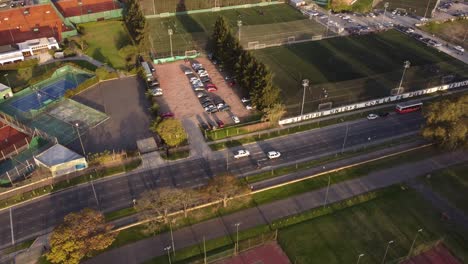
[10,79,77,112]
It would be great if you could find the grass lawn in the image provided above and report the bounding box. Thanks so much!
[80,20,134,69]
[375,0,438,17]
[278,189,468,263]
[422,164,468,214]
[253,30,468,115]
[421,20,468,50]
[147,4,324,55]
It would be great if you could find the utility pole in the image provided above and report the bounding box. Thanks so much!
[234,222,241,255]
[170,222,175,257]
[164,246,172,264]
[168,28,174,58]
[381,240,394,264]
[323,170,330,208]
[301,79,309,117]
[341,122,349,154]
[424,0,432,19]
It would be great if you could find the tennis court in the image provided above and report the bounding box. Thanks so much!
[10,79,77,113]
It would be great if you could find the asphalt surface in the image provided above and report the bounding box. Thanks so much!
[0,112,424,249]
[85,150,468,264]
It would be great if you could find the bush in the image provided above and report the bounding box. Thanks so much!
[95,67,119,80]
[63,48,76,57]
[0,59,39,70]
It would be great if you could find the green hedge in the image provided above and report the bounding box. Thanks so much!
[64,76,99,98]
[0,59,39,70]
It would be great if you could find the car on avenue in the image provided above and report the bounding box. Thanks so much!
[234,149,250,159]
[267,151,281,159]
[367,113,378,120]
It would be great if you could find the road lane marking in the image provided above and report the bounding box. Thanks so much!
[9,208,14,245]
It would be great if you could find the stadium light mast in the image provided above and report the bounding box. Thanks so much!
[397,60,411,93]
[382,2,389,25]
[407,229,423,258]
[381,240,394,264]
[300,79,309,117]
[75,123,86,158]
[168,28,174,58]
[356,254,365,264]
[423,0,432,19]
[237,20,242,42]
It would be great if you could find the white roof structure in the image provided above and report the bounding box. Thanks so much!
[34,144,84,168]
[0,83,11,92]
[17,37,59,55]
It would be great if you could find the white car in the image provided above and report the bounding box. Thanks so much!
[454,45,465,53]
[232,115,240,123]
[367,113,378,120]
[184,69,193,75]
[149,88,163,96]
[199,71,209,77]
[234,149,250,159]
[267,151,281,159]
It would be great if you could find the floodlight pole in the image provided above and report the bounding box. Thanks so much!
[424,0,432,19]
[170,221,176,257]
[381,240,394,264]
[300,79,309,117]
[3,74,11,88]
[356,254,365,264]
[168,28,174,58]
[323,171,331,208]
[341,122,349,154]
[237,20,242,42]
[325,10,331,36]
[398,60,411,93]
[75,123,86,158]
[407,229,423,259]
[382,2,389,25]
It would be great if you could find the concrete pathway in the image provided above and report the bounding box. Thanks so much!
[85,150,468,264]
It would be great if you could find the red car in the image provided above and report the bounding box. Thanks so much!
[206,83,218,92]
[216,120,224,128]
[160,112,174,118]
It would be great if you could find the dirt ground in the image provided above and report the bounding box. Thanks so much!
[214,243,291,264]
[401,244,462,264]
[154,57,251,127]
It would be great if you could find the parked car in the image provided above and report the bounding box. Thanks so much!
[454,45,465,53]
[161,112,174,118]
[367,113,378,120]
[196,92,207,98]
[148,79,159,87]
[216,120,224,128]
[149,88,163,96]
[200,122,210,131]
[234,149,250,159]
[148,63,156,72]
[206,84,218,92]
[199,71,209,77]
[241,97,250,103]
[184,69,193,75]
[219,105,231,112]
[200,76,211,83]
[232,115,240,123]
[267,151,281,159]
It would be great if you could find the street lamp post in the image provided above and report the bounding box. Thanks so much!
[75,123,86,158]
[357,253,365,264]
[237,20,242,42]
[408,229,423,258]
[300,79,309,117]
[164,246,172,264]
[170,221,176,257]
[381,240,394,264]
[341,122,349,154]
[234,222,241,255]
[382,2,389,25]
[397,60,411,94]
[325,10,331,37]
[168,28,174,58]
[323,171,331,208]
[3,74,11,88]
[423,0,432,19]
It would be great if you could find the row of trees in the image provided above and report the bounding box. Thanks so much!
[136,174,249,234]
[422,94,467,149]
[211,16,283,117]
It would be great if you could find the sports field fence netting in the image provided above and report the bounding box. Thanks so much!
[141,0,274,16]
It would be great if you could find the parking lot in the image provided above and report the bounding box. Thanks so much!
[154,57,251,128]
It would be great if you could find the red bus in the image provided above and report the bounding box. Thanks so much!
[395,101,423,114]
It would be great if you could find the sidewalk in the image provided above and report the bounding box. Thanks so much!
[85,150,468,264]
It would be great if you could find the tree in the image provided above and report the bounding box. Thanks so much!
[135,188,198,234]
[205,174,249,208]
[421,95,467,149]
[71,35,88,51]
[262,103,287,125]
[46,209,116,264]
[123,0,146,44]
[153,119,187,148]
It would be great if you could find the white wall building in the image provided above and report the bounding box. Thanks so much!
[17,37,59,56]
[0,45,24,65]
[290,0,306,7]
[34,144,88,177]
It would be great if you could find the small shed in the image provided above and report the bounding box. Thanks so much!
[34,144,88,177]
[290,0,306,7]
[0,83,13,100]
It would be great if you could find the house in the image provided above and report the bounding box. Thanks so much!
[34,144,88,177]
[0,45,24,65]
[17,37,59,56]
